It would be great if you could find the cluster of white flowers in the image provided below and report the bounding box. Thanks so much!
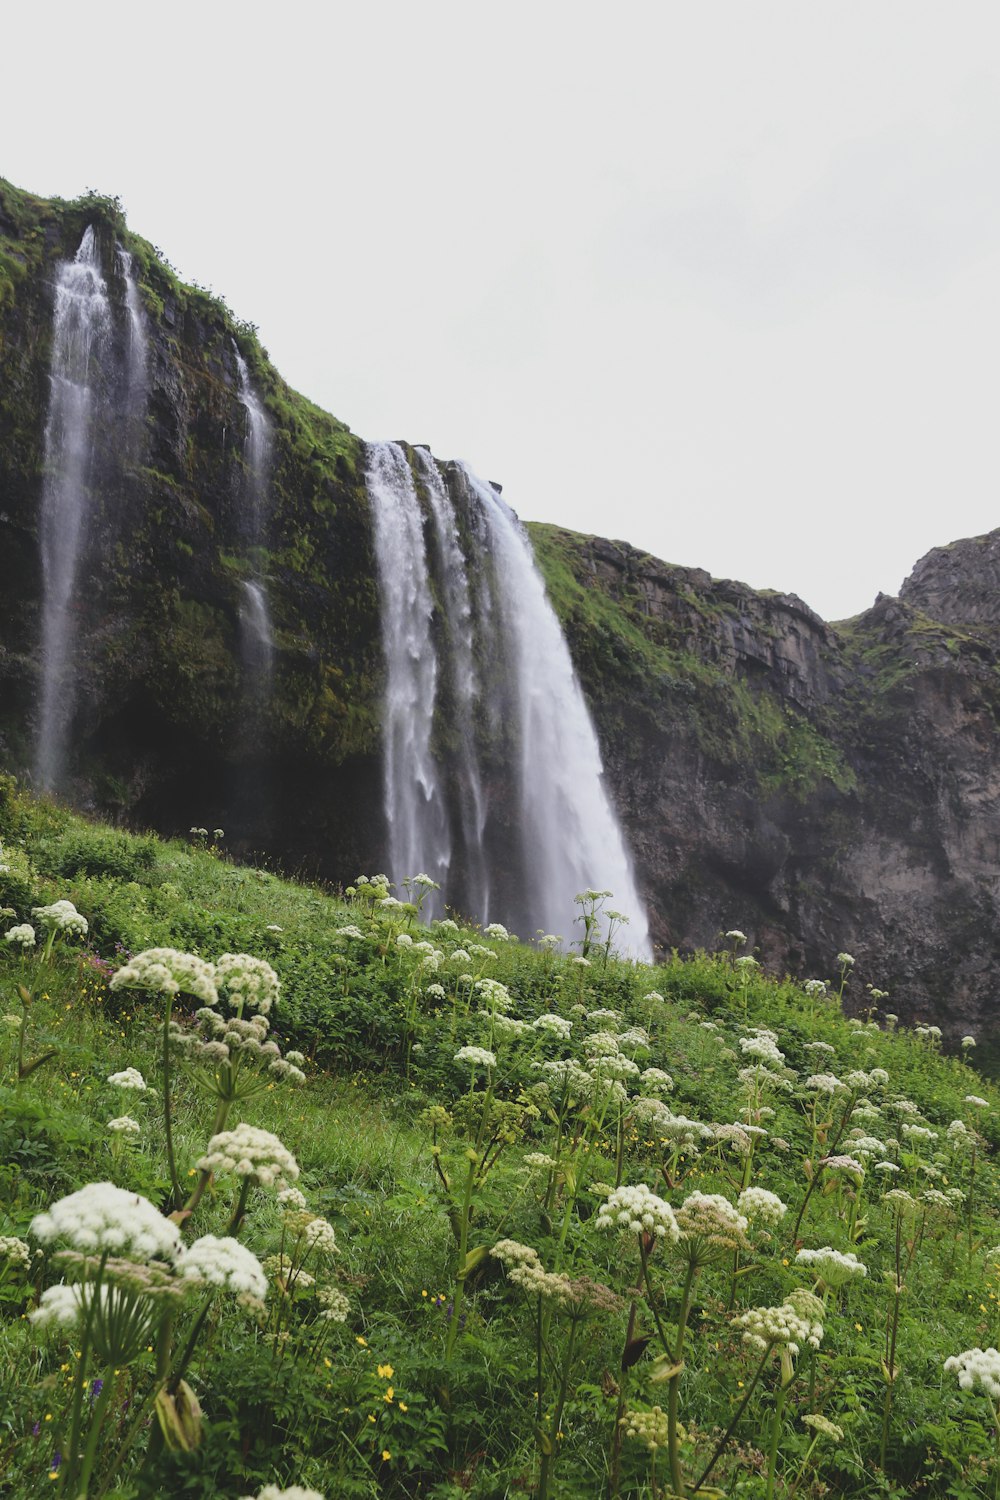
[621,1404,670,1452]
[823,1154,865,1180]
[737,1187,787,1226]
[962,1035,977,1049]
[239,1487,326,1500]
[725,929,747,943]
[474,978,510,1011]
[640,1067,674,1095]
[108,1066,147,1091]
[0,1236,30,1268]
[803,1413,844,1440]
[107,1116,141,1136]
[178,1235,268,1298]
[484,923,510,940]
[493,1015,532,1041]
[334,925,366,941]
[966,1095,990,1110]
[30,1282,85,1329]
[795,1246,868,1286]
[676,1192,749,1251]
[300,1217,339,1256]
[804,1073,846,1095]
[110,948,218,1005]
[454,1045,496,1070]
[944,1347,1000,1400]
[804,1040,836,1056]
[836,953,855,968]
[736,1289,824,1354]
[31,1183,182,1262]
[587,1007,622,1024]
[277,1186,307,1210]
[32,900,88,937]
[803,979,828,996]
[534,1013,572,1040]
[524,1151,558,1170]
[902,1124,938,1145]
[197,1124,299,1189]
[215,954,281,1016]
[4,923,36,949]
[595,1184,680,1242]
[316,1285,351,1322]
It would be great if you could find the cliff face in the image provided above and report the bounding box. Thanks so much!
[3,179,1000,1041]
[528,525,1000,1043]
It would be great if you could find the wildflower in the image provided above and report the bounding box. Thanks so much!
[0,1237,30,1269]
[317,1286,350,1322]
[534,1013,573,1040]
[30,1284,83,1329]
[106,1116,141,1136]
[739,1035,785,1066]
[178,1236,268,1298]
[595,1185,680,1242]
[725,930,747,944]
[453,1045,496,1070]
[197,1124,299,1189]
[962,1035,977,1048]
[803,979,827,996]
[32,901,88,938]
[215,954,280,1016]
[737,1187,787,1226]
[823,1154,865,1181]
[736,1292,824,1355]
[804,1073,846,1094]
[277,1186,307,1210]
[640,1067,674,1094]
[4,923,36,949]
[524,1151,558,1170]
[966,1095,990,1109]
[804,1041,836,1055]
[734,955,759,971]
[795,1247,868,1287]
[334,925,366,941]
[802,1413,844,1440]
[484,923,509,940]
[675,1192,750,1256]
[238,1487,327,1500]
[31,1183,182,1262]
[621,1405,670,1452]
[110,948,217,1005]
[836,953,855,968]
[945,1348,1000,1400]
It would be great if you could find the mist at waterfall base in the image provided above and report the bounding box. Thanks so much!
[366,441,652,959]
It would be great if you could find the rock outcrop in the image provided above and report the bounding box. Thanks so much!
[3,177,1000,1044]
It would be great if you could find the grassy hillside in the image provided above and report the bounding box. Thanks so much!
[1,775,999,1498]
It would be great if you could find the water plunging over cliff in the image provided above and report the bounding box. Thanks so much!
[366,441,452,910]
[235,351,275,695]
[36,226,113,792]
[457,464,652,958]
[116,245,147,412]
[365,442,651,953]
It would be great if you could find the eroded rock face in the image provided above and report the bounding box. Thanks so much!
[3,179,1000,1043]
[530,525,1000,1044]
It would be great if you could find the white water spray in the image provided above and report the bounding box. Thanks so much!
[366,441,451,907]
[459,464,652,959]
[36,226,112,791]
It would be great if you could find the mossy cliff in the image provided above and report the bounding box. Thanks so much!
[528,525,1000,1044]
[0,179,383,873]
[3,178,1000,1039]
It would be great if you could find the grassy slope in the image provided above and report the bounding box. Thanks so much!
[2,779,1000,1497]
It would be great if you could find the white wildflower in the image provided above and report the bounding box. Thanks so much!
[107,1116,141,1136]
[107,1067,147,1091]
[32,900,88,938]
[737,1187,787,1226]
[178,1235,268,1298]
[4,923,36,949]
[197,1124,299,1189]
[110,948,217,1005]
[454,1045,496,1070]
[795,1246,868,1287]
[945,1348,1000,1402]
[31,1183,182,1262]
[596,1184,680,1242]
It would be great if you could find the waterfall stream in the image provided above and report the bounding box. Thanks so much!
[366,441,452,910]
[36,226,113,792]
[235,351,275,695]
[365,443,651,955]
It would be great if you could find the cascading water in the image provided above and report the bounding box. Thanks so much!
[239,581,275,698]
[116,246,147,410]
[234,351,275,692]
[366,441,451,909]
[412,447,489,921]
[458,464,652,959]
[36,226,112,792]
[364,439,650,954]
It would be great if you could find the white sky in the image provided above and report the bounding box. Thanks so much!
[4,1,999,621]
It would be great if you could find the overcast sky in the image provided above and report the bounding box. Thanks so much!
[5,1,999,621]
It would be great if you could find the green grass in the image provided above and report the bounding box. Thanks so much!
[1,778,1000,1497]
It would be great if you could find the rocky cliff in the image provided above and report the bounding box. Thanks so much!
[3,178,1000,1044]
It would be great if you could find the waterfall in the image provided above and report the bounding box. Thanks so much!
[234,351,275,692]
[115,246,147,410]
[366,441,451,909]
[458,465,651,958]
[36,226,113,792]
[412,447,489,921]
[239,581,275,696]
[364,440,650,954]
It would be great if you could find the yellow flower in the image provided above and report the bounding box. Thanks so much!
[378,1364,394,1379]
[398,1402,408,1412]
[382,1449,391,1461]
[385,1387,394,1402]
[356,1336,368,1346]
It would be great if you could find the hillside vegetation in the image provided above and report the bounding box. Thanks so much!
[1,775,999,1499]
